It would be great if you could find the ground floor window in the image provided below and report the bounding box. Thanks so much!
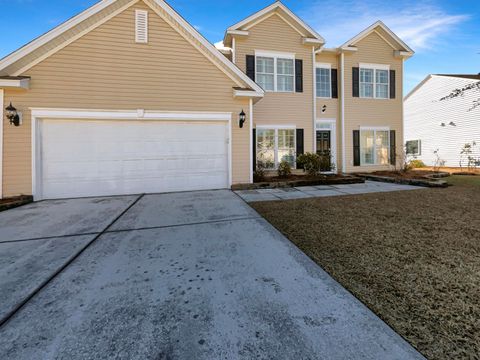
[360,128,390,165]
[406,140,421,156]
[257,128,295,169]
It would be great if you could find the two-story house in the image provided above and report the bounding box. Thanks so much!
[0,0,413,200]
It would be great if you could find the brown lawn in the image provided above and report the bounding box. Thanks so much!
[251,176,480,360]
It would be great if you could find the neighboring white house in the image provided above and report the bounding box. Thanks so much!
[404,74,480,167]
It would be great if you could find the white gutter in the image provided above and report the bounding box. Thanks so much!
[341,52,346,173]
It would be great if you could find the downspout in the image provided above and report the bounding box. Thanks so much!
[401,58,405,152]
[341,51,346,174]
[312,46,316,153]
[249,98,253,183]
[0,89,3,198]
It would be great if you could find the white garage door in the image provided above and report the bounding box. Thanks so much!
[39,119,229,199]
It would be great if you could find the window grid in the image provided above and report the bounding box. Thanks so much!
[316,67,331,98]
[256,128,296,169]
[360,67,389,99]
[256,56,295,92]
[360,129,390,165]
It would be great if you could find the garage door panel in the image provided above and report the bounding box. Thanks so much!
[39,119,229,199]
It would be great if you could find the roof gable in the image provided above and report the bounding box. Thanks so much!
[0,0,264,96]
[341,21,414,56]
[224,1,324,47]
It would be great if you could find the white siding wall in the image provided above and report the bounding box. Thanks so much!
[404,76,480,167]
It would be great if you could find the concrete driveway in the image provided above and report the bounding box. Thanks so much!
[0,190,424,360]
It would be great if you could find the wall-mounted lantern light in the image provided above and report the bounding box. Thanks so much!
[239,110,246,128]
[5,102,21,127]
[322,105,327,114]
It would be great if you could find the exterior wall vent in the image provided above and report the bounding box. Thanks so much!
[135,10,148,44]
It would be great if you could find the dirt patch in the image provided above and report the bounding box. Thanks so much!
[0,196,33,212]
[251,176,480,360]
[371,170,444,180]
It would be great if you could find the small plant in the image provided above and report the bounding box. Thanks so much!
[460,142,479,172]
[253,159,271,182]
[433,149,446,173]
[277,160,292,178]
[409,159,426,169]
[297,153,321,175]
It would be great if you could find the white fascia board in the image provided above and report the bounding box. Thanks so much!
[30,108,233,122]
[394,50,413,59]
[233,89,264,98]
[303,38,324,45]
[255,50,295,59]
[359,63,390,70]
[226,30,249,37]
[0,78,30,89]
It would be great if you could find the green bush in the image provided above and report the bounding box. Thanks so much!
[277,160,292,178]
[409,159,426,169]
[297,153,321,175]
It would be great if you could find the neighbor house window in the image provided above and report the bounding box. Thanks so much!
[316,66,331,98]
[406,140,421,156]
[256,53,295,92]
[360,64,389,99]
[360,128,390,165]
[257,128,296,168]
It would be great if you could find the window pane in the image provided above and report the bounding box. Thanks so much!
[277,75,294,92]
[316,68,331,98]
[406,140,420,155]
[278,129,295,167]
[257,57,274,74]
[360,130,374,165]
[360,83,374,98]
[277,58,294,75]
[376,84,388,99]
[257,74,274,91]
[376,131,389,165]
[257,129,275,169]
[360,68,374,83]
[376,70,389,84]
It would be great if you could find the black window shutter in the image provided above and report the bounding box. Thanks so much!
[246,55,255,81]
[295,59,303,93]
[331,69,338,98]
[390,130,396,165]
[296,129,304,169]
[352,67,359,97]
[353,130,360,166]
[390,70,396,99]
[252,129,257,171]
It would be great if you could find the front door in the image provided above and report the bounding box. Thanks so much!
[316,130,332,172]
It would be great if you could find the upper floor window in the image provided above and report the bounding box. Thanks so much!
[255,52,295,92]
[359,64,389,99]
[316,64,331,98]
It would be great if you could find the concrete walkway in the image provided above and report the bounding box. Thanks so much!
[236,180,424,202]
[0,190,424,360]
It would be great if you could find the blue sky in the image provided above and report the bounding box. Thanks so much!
[0,0,479,93]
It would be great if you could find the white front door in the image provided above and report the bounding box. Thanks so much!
[38,119,229,199]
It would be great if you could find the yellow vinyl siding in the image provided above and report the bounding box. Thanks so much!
[343,31,403,172]
[2,1,251,197]
[235,14,315,152]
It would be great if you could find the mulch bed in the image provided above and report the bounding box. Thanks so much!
[0,196,33,212]
[251,176,480,360]
[232,175,364,190]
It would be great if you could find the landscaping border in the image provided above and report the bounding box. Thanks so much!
[357,174,448,188]
[232,176,364,191]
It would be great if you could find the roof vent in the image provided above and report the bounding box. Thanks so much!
[135,10,148,44]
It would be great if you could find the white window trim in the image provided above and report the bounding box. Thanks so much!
[255,50,295,93]
[359,127,390,166]
[0,89,3,199]
[406,139,421,156]
[256,126,297,169]
[315,63,332,99]
[359,63,390,100]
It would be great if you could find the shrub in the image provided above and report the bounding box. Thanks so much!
[253,160,271,182]
[277,160,292,178]
[409,159,426,169]
[297,153,321,175]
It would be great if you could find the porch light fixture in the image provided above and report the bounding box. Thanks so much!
[239,110,246,128]
[5,102,21,127]
[322,105,327,114]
